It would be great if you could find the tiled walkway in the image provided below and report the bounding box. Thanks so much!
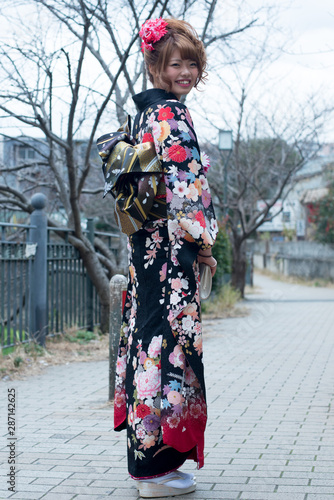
[1,273,334,499]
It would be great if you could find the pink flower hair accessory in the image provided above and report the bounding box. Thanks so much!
[139,17,168,52]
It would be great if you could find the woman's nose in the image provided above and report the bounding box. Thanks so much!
[181,65,191,76]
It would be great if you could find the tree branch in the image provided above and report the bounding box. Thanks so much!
[204,19,258,48]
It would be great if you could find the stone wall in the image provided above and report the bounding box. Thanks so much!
[252,240,334,281]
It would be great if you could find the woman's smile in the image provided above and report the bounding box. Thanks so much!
[176,80,192,87]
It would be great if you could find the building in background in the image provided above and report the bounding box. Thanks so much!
[256,143,334,241]
[0,136,103,226]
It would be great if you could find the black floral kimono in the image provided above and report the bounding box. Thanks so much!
[114,89,218,479]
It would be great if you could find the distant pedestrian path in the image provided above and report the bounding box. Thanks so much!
[1,273,334,499]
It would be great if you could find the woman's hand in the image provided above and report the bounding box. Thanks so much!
[198,253,217,277]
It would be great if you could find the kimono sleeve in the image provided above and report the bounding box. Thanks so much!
[149,101,218,250]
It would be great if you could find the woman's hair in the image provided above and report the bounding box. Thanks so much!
[143,18,207,91]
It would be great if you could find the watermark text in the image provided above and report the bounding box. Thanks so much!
[7,388,17,493]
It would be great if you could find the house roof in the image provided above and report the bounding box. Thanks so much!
[300,187,329,204]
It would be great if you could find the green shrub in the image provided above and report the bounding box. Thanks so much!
[211,221,232,292]
[259,231,271,241]
[23,342,45,357]
[282,226,296,241]
[14,356,23,367]
[65,330,96,344]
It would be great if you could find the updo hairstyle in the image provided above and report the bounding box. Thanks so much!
[143,18,207,92]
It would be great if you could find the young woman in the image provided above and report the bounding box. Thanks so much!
[113,17,218,498]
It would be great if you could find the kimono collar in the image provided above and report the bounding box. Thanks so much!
[132,88,178,112]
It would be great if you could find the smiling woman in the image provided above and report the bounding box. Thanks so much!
[111,17,218,499]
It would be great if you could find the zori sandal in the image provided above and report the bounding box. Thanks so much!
[135,470,196,498]
[173,470,196,482]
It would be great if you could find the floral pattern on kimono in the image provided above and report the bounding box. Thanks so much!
[113,89,217,476]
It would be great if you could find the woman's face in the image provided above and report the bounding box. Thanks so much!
[152,48,199,99]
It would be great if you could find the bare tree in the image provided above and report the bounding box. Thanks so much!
[202,33,332,296]
[0,0,260,331]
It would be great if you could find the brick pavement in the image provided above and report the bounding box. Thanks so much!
[1,273,334,500]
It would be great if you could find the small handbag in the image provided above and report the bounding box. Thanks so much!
[199,263,212,300]
[97,116,166,236]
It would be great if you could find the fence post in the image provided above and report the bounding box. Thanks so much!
[86,218,94,332]
[109,274,127,401]
[29,193,47,346]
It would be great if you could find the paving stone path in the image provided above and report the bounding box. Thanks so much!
[1,273,334,500]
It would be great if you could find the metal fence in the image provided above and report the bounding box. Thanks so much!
[47,232,90,335]
[0,195,120,350]
[46,227,118,335]
[0,224,33,349]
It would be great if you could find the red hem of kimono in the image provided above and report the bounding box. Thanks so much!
[162,423,205,469]
[114,407,126,431]
[114,410,205,470]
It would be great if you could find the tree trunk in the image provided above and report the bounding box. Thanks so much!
[70,234,112,334]
[83,251,110,333]
[99,302,110,335]
[84,236,127,333]
[231,240,246,298]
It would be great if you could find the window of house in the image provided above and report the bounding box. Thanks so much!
[282,211,291,223]
[17,146,36,160]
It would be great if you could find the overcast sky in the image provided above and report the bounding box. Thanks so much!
[262,0,334,96]
[199,0,334,143]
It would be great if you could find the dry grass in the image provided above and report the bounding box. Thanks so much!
[0,328,109,381]
[202,284,250,320]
